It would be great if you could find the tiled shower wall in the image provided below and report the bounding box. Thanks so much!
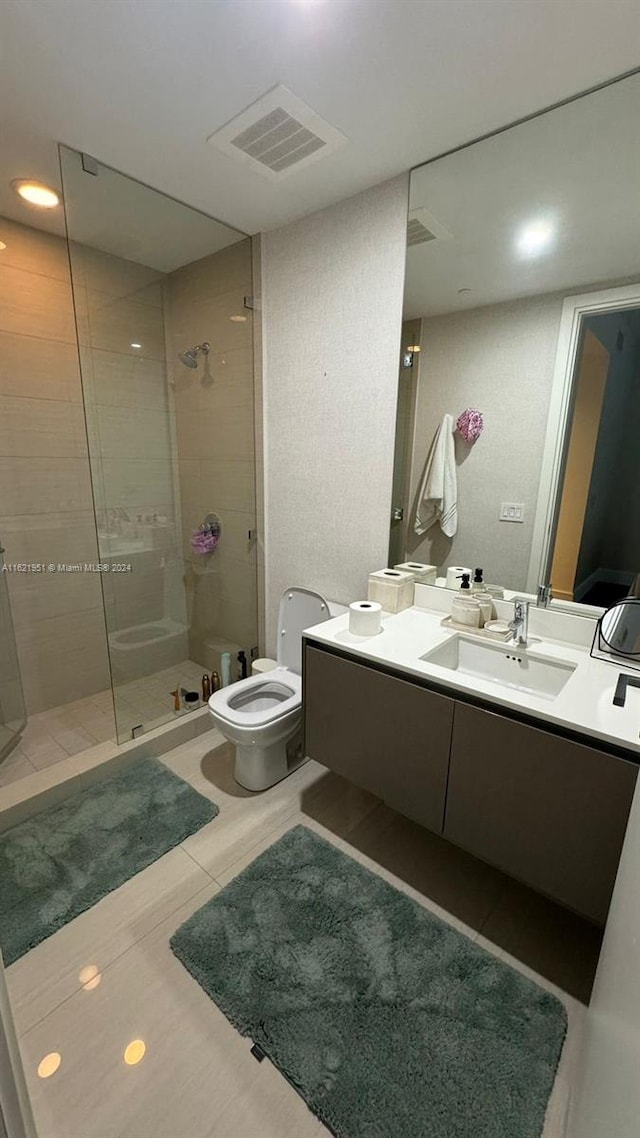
[0,217,110,713]
[0,217,186,713]
[167,239,258,674]
[0,216,257,714]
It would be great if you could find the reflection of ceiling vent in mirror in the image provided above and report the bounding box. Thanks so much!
[407,207,452,247]
[207,85,347,181]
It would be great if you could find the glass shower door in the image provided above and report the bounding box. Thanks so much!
[0,544,26,761]
[59,145,257,744]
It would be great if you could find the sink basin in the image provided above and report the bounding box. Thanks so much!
[421,635,576,700]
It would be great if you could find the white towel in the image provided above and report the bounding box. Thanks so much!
[414,413,458,537]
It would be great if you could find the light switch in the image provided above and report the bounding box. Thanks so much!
[499,502,525,522]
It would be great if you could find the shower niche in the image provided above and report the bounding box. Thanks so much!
[0,147,259,775]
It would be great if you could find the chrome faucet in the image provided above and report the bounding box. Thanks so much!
[537,583,553,608]
[509,599,530,647]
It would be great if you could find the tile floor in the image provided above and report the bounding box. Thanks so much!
[0,660,207,788]
[7,730,602,1138]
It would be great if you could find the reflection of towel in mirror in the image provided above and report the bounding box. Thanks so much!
[414,413,458,537]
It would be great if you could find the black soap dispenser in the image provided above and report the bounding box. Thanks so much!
[472,568,484,593]
[459,573,471,591]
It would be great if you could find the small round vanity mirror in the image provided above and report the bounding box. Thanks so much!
[599,598,640,659]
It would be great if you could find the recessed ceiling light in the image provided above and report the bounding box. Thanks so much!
[406,344,421,353]
[12,180,60,209]
[516,217,555,259]
[0,241,6,251]
[130,342,142,349]
[229,314,247,323]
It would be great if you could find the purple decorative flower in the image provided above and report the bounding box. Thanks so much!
[456,408,484,443]
[190,517,221,555]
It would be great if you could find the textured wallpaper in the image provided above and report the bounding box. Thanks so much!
[261,175,409,653]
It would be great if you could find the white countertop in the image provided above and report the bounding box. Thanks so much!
[304,596,640,759]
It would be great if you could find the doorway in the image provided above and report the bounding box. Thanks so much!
[549,307,640,604]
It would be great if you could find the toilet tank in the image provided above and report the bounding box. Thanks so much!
[327,600,348,618]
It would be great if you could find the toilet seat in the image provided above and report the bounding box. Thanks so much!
[208,668,301,729]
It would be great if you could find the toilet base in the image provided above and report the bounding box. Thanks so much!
[234,730,305,793]
[234,740,288,792]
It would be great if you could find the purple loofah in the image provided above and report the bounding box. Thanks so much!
[190,516,221,555]
[456,408,484,443]
[191,531,219,554]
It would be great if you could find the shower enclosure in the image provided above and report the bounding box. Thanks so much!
[0,146,259,776]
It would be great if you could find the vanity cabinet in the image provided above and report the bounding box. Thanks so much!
[304,641,638,924]
[304,645,454,833]
[444,703,637,925]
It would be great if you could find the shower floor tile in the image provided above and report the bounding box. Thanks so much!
[7,730,596,1138]
[0,660,207,789]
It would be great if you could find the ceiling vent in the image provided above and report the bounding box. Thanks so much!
[208,85,347,181]
[407,207,452,247]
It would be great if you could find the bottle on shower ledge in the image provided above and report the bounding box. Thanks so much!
[221,652,231,687]
[202,673,211,702]
[237,651,248,680]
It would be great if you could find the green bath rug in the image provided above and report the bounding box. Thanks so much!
[171,824,567,1138]
[0,758,218,965]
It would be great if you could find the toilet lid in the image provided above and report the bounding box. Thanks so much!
[277,587,330,674]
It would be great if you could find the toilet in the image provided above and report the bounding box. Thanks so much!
[208,587,335,792]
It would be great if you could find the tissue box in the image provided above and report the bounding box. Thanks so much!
[394,561,437,585]
[367,568,414,613]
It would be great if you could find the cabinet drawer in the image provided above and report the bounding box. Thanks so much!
[304,645,454,833]
[444,702,637,923]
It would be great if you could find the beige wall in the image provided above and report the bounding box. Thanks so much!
[167,238,258,672]
[0,217,110,713]
[261,175,409,653]
[566,777,640,1138]
[405,293,564,590]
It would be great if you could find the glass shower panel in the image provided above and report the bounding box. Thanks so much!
[0,543,27,761]
[59,146,258,743]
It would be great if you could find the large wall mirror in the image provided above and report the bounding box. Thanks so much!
[390,70,640,614]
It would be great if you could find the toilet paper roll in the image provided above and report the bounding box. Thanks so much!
[445,565,471,590]
[349,600,382,636]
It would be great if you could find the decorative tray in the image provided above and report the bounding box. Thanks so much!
[440,615,511,642]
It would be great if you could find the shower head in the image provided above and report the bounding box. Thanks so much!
[178,342,210,369]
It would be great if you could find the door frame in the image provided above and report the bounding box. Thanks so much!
[526,282,640,594]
